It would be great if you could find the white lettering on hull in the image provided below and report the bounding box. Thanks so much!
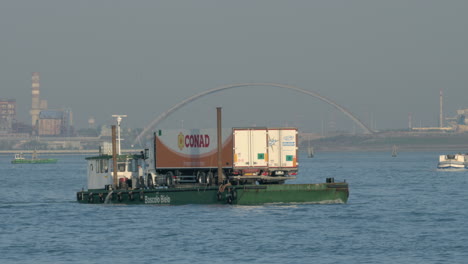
[144,194,171,204]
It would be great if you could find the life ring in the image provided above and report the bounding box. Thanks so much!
[88,193,94,203]
[117,192,123,202]
[99,193,104,203]
[128,191,134,201]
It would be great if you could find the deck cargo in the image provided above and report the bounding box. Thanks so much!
[265,128,298,175]
[153,128,233,170]
[147,127,298,184]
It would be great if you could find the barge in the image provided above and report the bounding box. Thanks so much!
[77,181,348,205]
[77,109,349,205]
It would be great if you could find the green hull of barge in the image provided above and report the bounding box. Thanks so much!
[11,159,58,164]
[76,182,349,205]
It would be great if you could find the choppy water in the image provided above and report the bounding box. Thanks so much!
[1,151,467,264]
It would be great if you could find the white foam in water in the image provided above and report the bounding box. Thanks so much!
[104,191,113,204]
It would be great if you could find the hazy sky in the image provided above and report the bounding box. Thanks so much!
[1,1,467,133]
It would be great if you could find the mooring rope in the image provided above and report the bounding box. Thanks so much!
[218,182,232,193]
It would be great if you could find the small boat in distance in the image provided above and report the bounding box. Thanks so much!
[307,146,314,158]
[392,145,397,157]
[437,153,467,169]
[307,134,314,158]
[11,150,58,164]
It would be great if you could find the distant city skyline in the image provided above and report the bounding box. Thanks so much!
[7,73,463,134]
[1,1,467,133]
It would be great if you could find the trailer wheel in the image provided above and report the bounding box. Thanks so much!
[199,172,206,184]
[196,172,201,184]
[206,172,213,185]
[166,172,174,186]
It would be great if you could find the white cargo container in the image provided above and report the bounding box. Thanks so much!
[232,127,298,176]
[233,128,268,172]
[267,128,298,175]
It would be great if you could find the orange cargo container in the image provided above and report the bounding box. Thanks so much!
[150,127,297,183]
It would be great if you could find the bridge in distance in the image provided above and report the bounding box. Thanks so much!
[134,83,373,146]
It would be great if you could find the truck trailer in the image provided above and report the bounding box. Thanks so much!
[146,127,298,186]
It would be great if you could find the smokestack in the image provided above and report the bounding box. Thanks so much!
[217,107,224,183]
[439,89,443,128]
[30,72,41,127]
[408,113,412,130]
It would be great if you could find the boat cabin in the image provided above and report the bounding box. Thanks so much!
[13,153,25,160]
[437,153,468,169]
[86,153,145,191]
[439,154,466,163]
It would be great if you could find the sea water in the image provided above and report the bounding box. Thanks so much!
[0,152,467,264]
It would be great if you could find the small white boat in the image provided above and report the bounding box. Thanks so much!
[392,145,397,157]
[437,154,468,169]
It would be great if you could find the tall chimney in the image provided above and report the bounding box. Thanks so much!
[30,72,41,127]
[439,89,443,128]
[408,113,412,130]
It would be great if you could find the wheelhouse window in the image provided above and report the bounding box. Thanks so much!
[118,163,126,172]
[128,160,134,172]
[132,159,139,172]
[99,159,109,173]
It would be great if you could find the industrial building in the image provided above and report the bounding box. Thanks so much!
[0,98,16,133]
[38,109,73,136]
[27,72,74,136]
[446,108,468,133]
[30,72,48,130]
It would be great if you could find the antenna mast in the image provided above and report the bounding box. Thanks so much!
[112,115,127,155]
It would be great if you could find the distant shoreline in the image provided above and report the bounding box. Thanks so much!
[307,145,468,153]
[2,132,468,154]
[1,146,467,155]
[305,132,468,153]
[0,149,140,155]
